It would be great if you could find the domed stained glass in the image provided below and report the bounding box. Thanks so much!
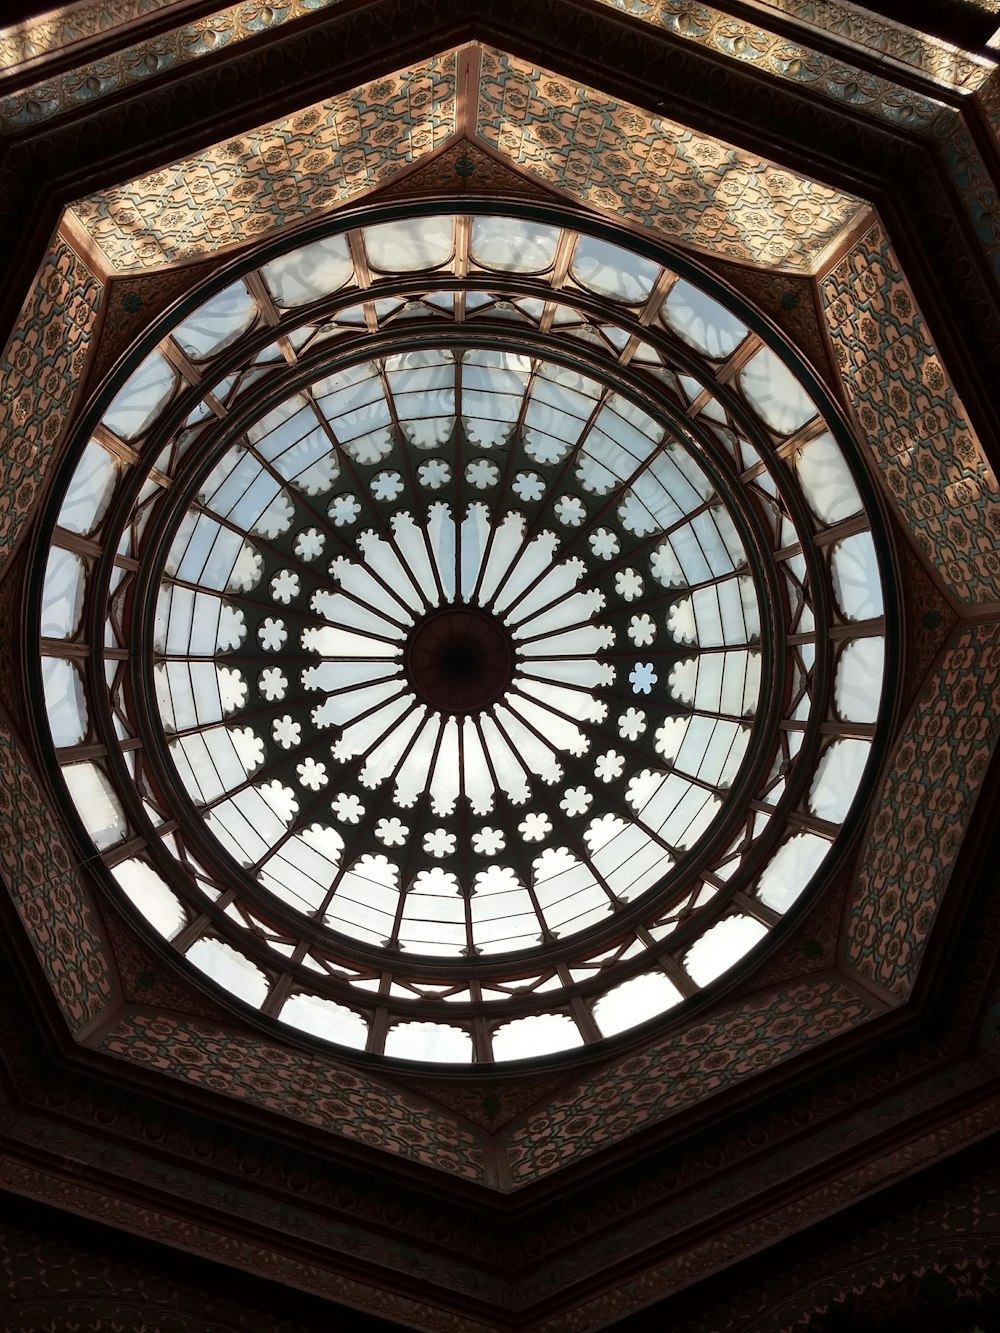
[38,208,890,1063]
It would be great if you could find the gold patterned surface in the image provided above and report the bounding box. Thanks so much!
[65,41,864,276]
[0,0,183,68]
[477,48,865,274]
[67,55,458,271]
[821,222,1000,603]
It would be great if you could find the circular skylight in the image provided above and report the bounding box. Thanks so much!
[152,348,763,961]
[38,208,890,1064]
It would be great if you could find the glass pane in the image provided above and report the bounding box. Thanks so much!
[834,636,884,723]
[58,441,119,535]
[470,216,560,272]
[684,913,767,985]
[808,738,871,823]
[831,532,883,620]
[187,937,269,1007]
[262,232,354,307]
[364,216,453,272]
[62,761,126,850]
[662,279,747,358]
[738,346,816,435]
[757,832,829,912]
[103,350,176,440]
[384,1021,473,1062]
[280,992,368,1049]
[592,970,682,1037]
[173,280,257,360]
[570,234,659,303]
[42,656,88,746]
[793,431,863,524]
[113,858,187,939]
[42,547,86,639]
[492,1013,584,1060]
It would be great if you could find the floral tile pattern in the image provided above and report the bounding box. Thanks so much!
[0,239,101,573]
[67,56,458,270]
[504,976,872,1182]
[847,624,1000,996]
[477,48,865,273]
[0,711,116,1033]
[98,1011,489,1182]
[821,223,1000,603]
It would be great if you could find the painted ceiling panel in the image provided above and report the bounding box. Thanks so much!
[476,47,865,272]
[66,54,459,271]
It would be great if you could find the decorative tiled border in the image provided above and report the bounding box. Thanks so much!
[476,47,864,273]
[0,0,344,134]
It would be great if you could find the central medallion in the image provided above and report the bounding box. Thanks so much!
[406,607,514,713]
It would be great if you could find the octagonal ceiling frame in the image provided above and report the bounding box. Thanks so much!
[0,0,997,1327]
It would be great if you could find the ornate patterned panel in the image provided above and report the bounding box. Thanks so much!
[0,712,116,1033]
[475,47,866,272]
[0,0,342,134]
[847,624,1000,996]
[504,976,873,1184]
[97,1012,489,1183]
[0,239,101,571]
[756,1,993,88]
[821,223,1000,603]
[587,5,1000,289]
[67,56,459,271]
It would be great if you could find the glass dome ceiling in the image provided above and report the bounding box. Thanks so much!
[38,208,888,1064]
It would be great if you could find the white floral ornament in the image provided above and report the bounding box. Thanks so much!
[614,567,644,601]
[465,458,499,489]
[618,707,647,740]
[512,471,545,502]
[560,786,592,817]
[375,817,408,847]
[328,494,361,526]
[589,527,620,560]
[554,494,586,526]
[293,528,325,561]
[424,827,457,857]
[594,750,625,782]
[518,812,552,842]
[259,667,287,701]
[296,756,328,790]
[629,662,657,694]
[331,792,365,824]
[418,458,450,489]
[270,569,299,604]
[371,471,404,502]
[259,617,287,651]
[472,827,506,855]
[273,714,301,749]
[628,613,656,646]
